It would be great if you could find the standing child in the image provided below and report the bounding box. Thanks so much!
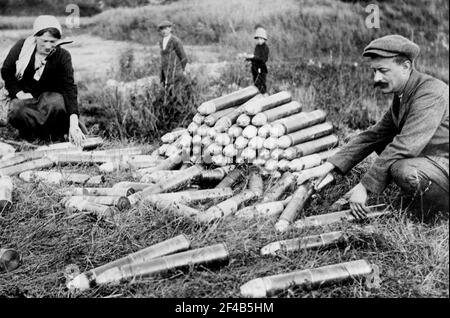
[241,26,269,94]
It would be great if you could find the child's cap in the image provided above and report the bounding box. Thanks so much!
[254,27,267,40]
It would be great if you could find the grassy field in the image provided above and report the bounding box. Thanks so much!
[0,0,448,298]
[0,156,448,298]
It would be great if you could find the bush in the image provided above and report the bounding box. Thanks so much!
[116,47,160,82]
[82,76,198,141]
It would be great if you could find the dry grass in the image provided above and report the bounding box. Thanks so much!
[88,0,449,69]
[0,157,448,298]
[0,15,96,30]
[0,0,448,299]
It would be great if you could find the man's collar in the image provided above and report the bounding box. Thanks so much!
[398,68,420,101]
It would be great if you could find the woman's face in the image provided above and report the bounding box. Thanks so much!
[35,31,58,55]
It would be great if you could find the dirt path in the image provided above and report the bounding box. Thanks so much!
[0,30,226,82]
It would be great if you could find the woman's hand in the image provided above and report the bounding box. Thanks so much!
[68,114,86,147]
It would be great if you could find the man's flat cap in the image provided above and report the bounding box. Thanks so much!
[157,20,172,29]
[363,34,420,61]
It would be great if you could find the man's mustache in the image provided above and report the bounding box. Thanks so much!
[374,81,389,88]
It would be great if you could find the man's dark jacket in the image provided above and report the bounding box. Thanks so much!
[248,42,269,74]
[328,69,449,194]
[159,35,188,84]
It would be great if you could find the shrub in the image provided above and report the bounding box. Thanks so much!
[82,75,198,141]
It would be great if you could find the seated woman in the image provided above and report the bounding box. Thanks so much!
[0,15,85,146]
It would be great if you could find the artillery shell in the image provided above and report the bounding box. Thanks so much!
[64,197,118,221]
[143,187,233,205]
[69,243,229,290]
[293,204,388,230]
[262,172,296,203]
[198,85,259,115]
[67,195,131,211]
[0,157,54,176]
[0,175,13,210]
[0,248,21,272]
[260,230,345,256]
[240,259,373,297]
[244,91,292,115]
[252,101,302,126]
[204,107,237,126]
[61,187,135,197]
[277,122,334,149]
[67,234,191,291]
[269,109,327,137]
[112,182,154,192]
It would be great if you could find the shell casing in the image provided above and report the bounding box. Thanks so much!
[285,135,339,160]
[198,85,259,115]
[240,259,373,297]
[64,197,118,220]
[161,129,188,144]
[244,91,292,115]
[262,172,296,203]
[67,195,131,211]
[0,147,79,170]
[252,101,302,126]
[112,182,153,193]
[128,165,202,205]
[96,234,191,274]
[201,190,258,222]
[215,167,242,188]
[260,230,345,256]
[269,109,327,138]
[0,175,13,210]
[79,137,104,150]
[0,157,54,176]
[277,181,314,225]
[204,107,237,126]
[248,166,264,197]
[235,201,285,219]
[94,243,229,287]
[0,248,21,272]
[294,205,389,229]
[143,188,233,205]
[62,187,135,197]
[85,175,105,186]
[214,94,263,132]
[277,122,333,149]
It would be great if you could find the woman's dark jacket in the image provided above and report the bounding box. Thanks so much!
[1,38,78,115]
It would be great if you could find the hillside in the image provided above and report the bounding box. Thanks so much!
[89,0,448,76]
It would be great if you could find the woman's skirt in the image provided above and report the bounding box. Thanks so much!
[7,92,69,142]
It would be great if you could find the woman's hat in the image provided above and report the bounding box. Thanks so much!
[33,15,62,36]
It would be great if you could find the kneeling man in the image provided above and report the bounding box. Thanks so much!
[311,34,449,219]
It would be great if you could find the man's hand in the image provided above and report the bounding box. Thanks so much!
[346,182,370,221]
[68,114,86,147]
[16,91,33,100]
